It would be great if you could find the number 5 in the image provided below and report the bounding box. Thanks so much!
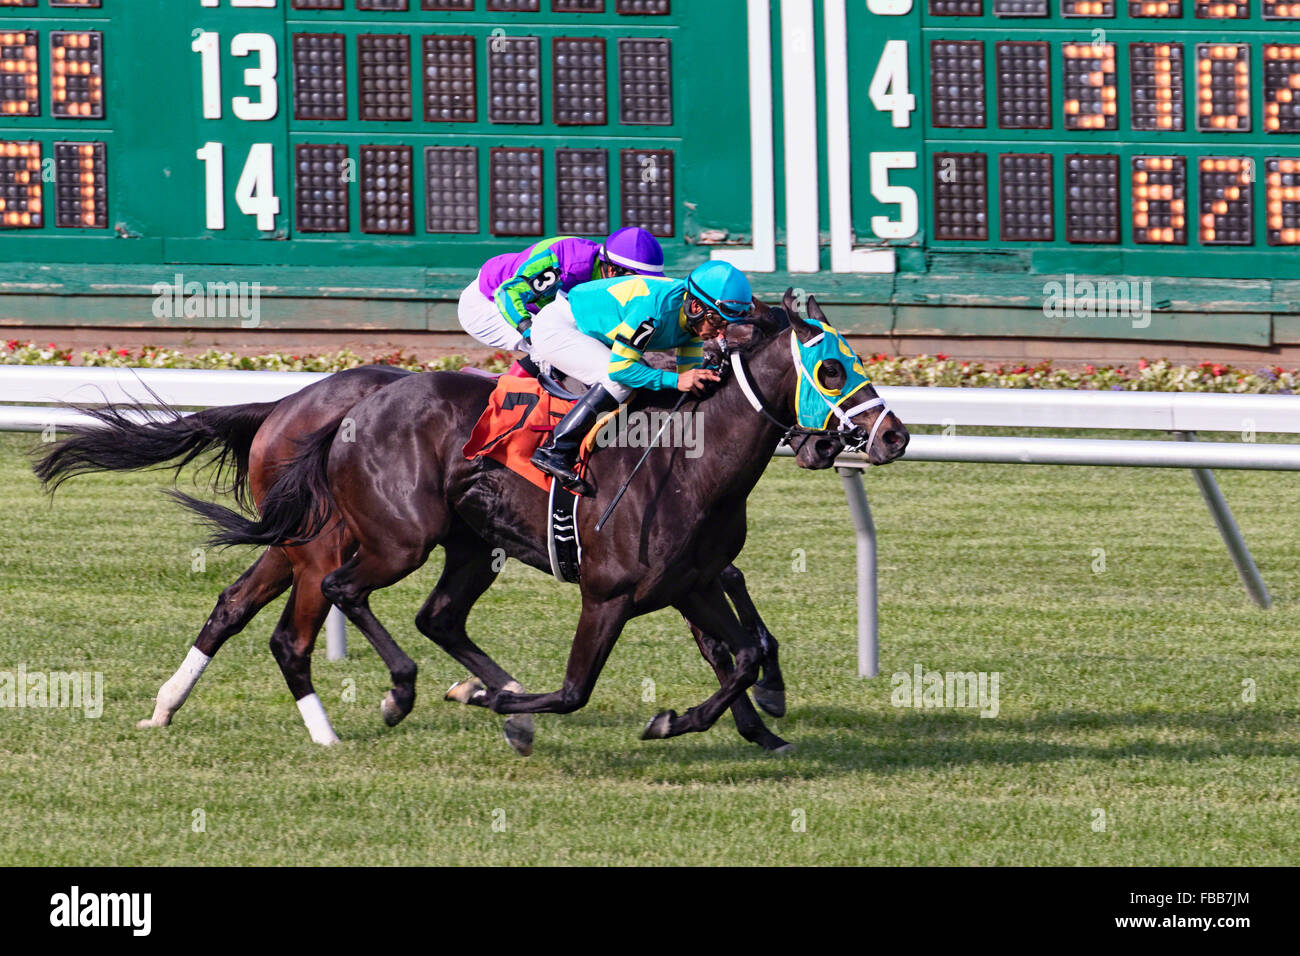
[870,152,918,240]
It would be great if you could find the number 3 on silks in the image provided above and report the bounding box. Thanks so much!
[529,268,560,295]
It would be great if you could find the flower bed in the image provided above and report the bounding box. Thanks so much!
[2,340,1297,393]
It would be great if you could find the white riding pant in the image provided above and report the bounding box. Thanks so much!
[458,273,528,352]
[529,296,634,403]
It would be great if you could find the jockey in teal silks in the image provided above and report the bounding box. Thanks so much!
[528,260,755,495]
[457,228,666,355]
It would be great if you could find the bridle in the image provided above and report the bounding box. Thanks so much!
[719,327,893,457]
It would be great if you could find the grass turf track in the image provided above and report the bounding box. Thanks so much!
[0,427,1297,866]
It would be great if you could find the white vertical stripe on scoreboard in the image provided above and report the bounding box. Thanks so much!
[824,0,897,274]
[780,0,820,273]
[713,0,777,273]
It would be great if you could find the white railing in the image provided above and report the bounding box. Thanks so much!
[4,367,1299,676]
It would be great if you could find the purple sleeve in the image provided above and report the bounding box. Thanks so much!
[551,238,602,293]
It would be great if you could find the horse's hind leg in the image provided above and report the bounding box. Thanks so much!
[269,544,348,745]
[414,533,536,754]
[321,545,424,730]
[138,547,292,730]
[684,616,790,752]
[720,564,785,718]
[641,579,767,743]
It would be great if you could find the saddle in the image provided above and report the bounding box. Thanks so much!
[461,364,591,584]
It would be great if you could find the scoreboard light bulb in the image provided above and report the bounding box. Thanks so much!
[615,0,672,13]
[489,147,544,236]
[930,40,986,129]
[423,35,477,123]
[359,145,413,234]
[553,37,606,126]
[993,0,1050,15]
[999,153,1054,241]
[932,152,988,241]
[618,38,673,126]
[929,0,986,13]
[294,144,349,233]
[996,42,1052,129]
[425,145,479,234]
[620,148,674,237]
[292,33,347,121]
[357,34,412,122]
[488,35,541,125]
[0,139,42,229]
[54,140,105,229]
[556,147,609,235]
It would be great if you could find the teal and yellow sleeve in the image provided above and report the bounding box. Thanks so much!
[675,338,704,374]
[608,321,678,391]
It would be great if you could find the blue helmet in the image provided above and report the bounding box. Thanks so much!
[600,227,665,276]
[686,261,754,321]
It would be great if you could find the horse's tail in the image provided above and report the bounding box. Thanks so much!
[33,399,279,510]
[167,420,342,549]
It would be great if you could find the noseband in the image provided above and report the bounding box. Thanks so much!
[721,331,894,457]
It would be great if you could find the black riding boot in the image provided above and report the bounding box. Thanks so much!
[530,384,620,496]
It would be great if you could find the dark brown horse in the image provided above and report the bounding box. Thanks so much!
[178,294,909,751]
[34,359,789,746]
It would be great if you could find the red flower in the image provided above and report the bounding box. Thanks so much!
[936,352,949,361]
[1084,364,1096,374]
[48,342,57,349]
[1012,365,1028,374]
[1138,358,1148,370]
[117,348,130,357]
[1212,364,1225,377]
[5,339,17,350]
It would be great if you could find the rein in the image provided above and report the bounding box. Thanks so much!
[724,330,892,457]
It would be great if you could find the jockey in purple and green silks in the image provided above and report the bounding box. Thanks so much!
[457,228,666,356]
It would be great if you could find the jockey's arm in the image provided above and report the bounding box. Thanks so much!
[608,321,679,391]
[493,249,563,330]
[675,339,704,375]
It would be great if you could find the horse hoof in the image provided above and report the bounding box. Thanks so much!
[445,677,486,706]
[640,710,676,740]
[504,715,534,757]
[771,741,796,755]
[381,688,413,727]
[136,716,166,729]
[753,684,786,719]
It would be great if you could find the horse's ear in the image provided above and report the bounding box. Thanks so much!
[782,287,800,314]
[788,294,826,342]
[806,294,829,325]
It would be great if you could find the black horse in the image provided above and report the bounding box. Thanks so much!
[182,293,909,751]
[34,351,788,746]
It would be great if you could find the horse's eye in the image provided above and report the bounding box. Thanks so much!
[816,360,846,392]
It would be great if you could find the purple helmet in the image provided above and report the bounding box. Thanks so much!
[599,227,665,276]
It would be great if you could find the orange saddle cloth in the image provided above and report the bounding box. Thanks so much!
[463,375,576,491]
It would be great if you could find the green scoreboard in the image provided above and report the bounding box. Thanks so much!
[0,0,1298,346]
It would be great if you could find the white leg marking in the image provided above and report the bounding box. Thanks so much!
[136,646,211,729]
[296,692,341,746]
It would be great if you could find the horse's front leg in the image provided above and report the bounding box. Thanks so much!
[486,596,631,716]
[641,579,768,743]
[683,615,791,752]
[719,563,785,718]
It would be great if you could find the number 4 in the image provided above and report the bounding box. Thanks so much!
[869,40,915,128]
